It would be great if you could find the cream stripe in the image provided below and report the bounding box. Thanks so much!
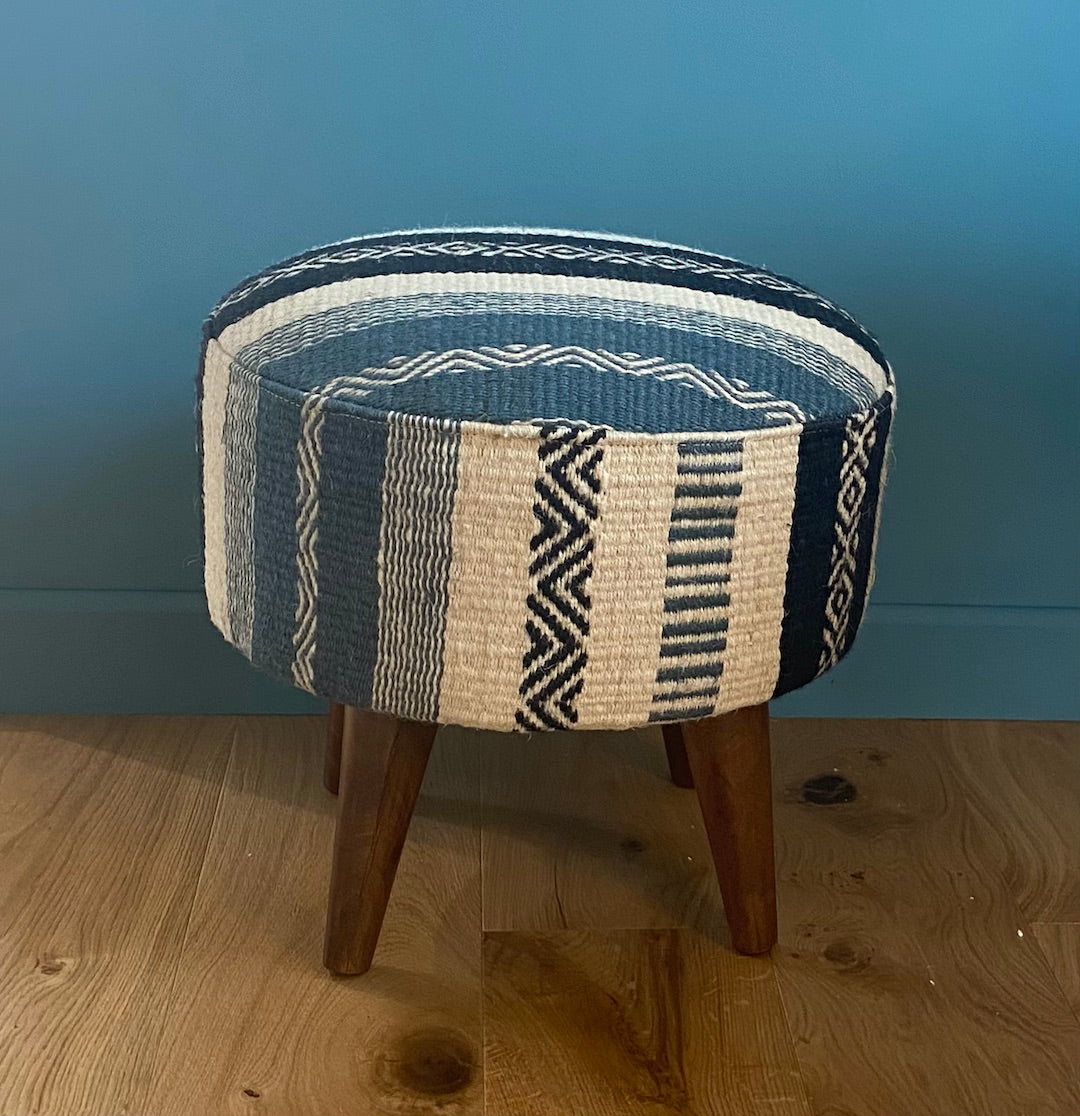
[436,424,537,730]
[576,436,679,729]
[200,338,232,638]
[215,271,888,396]
[718,429,801,709]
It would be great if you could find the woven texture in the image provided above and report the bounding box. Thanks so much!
[198,227,895,730]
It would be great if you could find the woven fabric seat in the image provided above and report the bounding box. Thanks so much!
[198,227,894,732]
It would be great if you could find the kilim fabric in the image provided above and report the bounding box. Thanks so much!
[198,227,895,731]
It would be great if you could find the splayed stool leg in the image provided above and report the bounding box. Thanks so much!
[323,707,437,975]
[681,702,777,955]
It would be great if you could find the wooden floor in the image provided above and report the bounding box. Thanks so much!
[0,716,1077,1116]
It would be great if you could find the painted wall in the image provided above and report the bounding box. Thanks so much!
[1,1,1076,717]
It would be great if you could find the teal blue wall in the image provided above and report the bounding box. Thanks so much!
[2,1,1076,717]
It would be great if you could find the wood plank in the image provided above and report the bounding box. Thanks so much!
[0,715,233,1116]
[484,927,811,1116]
[1033,923,1080,1022]
[943,721,1080,921]
[480,727,723,933]
[480,725,810,1114]
[146,718,483,1116]
[771,718,1080,1116]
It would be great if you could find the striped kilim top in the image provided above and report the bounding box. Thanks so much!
[198,227,895,731]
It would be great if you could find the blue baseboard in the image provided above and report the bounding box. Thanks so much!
[0,590,1076,720]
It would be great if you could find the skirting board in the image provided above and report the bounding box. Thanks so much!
[0,590,1076,720]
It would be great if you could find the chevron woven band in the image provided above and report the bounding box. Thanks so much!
[198,226,895,730]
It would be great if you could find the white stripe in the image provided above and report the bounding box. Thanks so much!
[576,437,680,729]
[436,425,537,730]
[223,368,260,658]
[213,231,854,327]
[718,429,802,709]
[200,339,232,638]
[216,272,889,398]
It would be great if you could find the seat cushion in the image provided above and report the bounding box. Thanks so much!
[198,227,895,730]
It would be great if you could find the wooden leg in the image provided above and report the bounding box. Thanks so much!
[681,702,777,955]
[324,702,345,794]
[661,723,695,789]
[324,708,437,975]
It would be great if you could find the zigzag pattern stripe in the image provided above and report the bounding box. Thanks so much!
[272,343,806,426]
[290,365,399,691]
[819,409,879,672]
[291,391,329,690]
[516,424,605,731]
[234,291,875,405]
[213,239,860,330]
[371,414,459,721]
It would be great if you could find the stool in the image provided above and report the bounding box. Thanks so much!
[197,227,895,975]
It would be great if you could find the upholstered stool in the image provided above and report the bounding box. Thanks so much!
[198,227,894,974]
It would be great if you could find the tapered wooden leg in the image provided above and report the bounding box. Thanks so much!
[681,702,777,955]
[324,702,345,794]
[661,723,695,789]
[324,708,437,975]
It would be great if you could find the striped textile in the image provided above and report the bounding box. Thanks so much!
[198,227,895,731]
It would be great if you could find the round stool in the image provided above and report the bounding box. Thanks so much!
[198,227,895,974]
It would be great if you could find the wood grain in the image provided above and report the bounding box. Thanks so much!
[479,727,724,935]
[484,927,810,1116]
[146,718,483,1116]
[1033,922,1080,1022]
[324,701,344,794]
[682,704,777,954]
[324,708,437,974]
[770,718,1080,1116]
[942,720,1080,922]
[0,715,232,1116]
[2,714,1077,1116]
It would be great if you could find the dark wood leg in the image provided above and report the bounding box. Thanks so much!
[325,701,345,794]
[661,723,695,789]
[324,708,437,975]
[681,702,777,955]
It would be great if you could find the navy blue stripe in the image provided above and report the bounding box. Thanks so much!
[774,421,847,696]
[840,395,894,659]
[668,523,736,542]
[662,618,729,638]
[665,574,732,589]
[195,337,210,547]
[238,311,858,426]
[663,592,730,613]
[652,684,721,702]
[249,388,303,684]
[666,548,732,567]
[648,705,715,723]
[309,408,388,706]
[673,483,741,500]
[656,662,723,683]
[658,638,728,657]
[206,231,890,375]
[671,505,737,523]
[676,460,743,476]
[677,438,744,455]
